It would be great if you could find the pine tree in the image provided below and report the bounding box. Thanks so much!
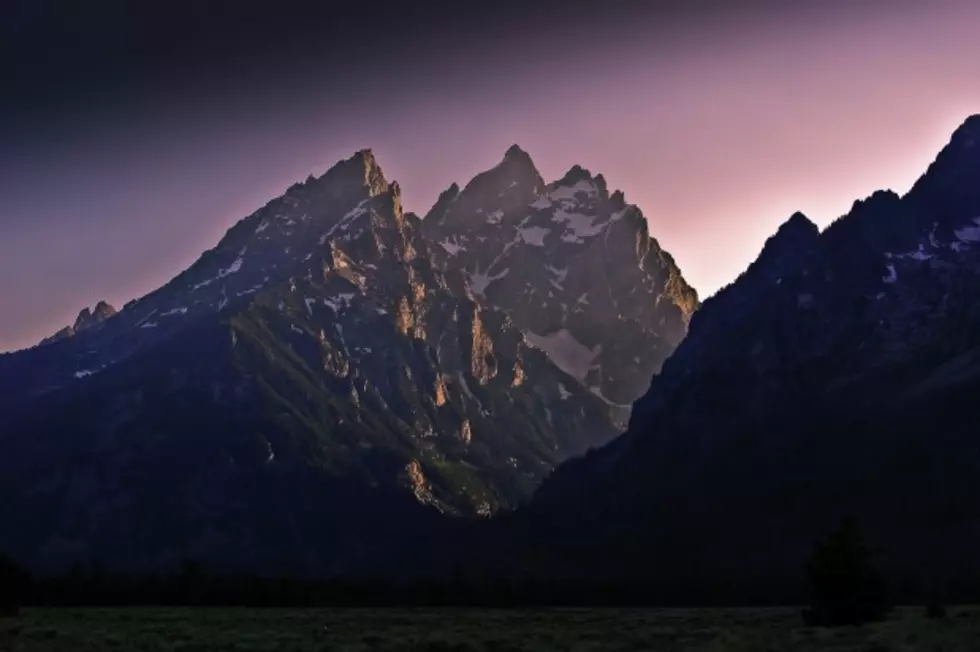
[802,516,889,626]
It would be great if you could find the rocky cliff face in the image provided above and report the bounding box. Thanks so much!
[424,147,698,423]
[0,148,646,575]
[507,115,980,595]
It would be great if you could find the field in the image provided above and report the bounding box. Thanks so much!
[2,606,979,651]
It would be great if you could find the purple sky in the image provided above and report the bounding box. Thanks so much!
[2,0,980,352]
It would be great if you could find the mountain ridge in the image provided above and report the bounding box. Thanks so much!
[475,114,980,597]
[0,142,696,575]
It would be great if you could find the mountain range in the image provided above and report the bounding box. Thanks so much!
[3,115,980,597]
[0,146,692,574]
[478,114,980,599]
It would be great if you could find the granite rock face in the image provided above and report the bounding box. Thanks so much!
[0,150,624,575]
[424,147,698,423]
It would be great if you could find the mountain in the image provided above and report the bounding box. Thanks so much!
[424,146,698,423]
[494,115,980,599]
[0,149,644,574]
[40,301,118,345]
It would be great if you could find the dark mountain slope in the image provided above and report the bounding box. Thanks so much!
[491,115,980,597]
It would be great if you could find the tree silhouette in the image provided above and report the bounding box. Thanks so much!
[0,554,30,616]
[802,516,889,626]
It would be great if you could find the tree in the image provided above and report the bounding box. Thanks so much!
[0,553,31,617]
[802,516,889,626]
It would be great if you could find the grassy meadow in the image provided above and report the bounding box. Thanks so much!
[2,606,979,651]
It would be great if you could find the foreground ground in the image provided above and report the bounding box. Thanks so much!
[1,606,978,651]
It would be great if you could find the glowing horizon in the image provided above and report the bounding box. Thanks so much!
[2,0,980,352]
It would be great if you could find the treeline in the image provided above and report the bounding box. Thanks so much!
[5,523,980,612]
[9,562,800,608]
[7,566,980,609]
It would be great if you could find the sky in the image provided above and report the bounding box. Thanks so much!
[2,0,980,352]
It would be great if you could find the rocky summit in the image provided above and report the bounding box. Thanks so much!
[40,300,118,345]
[425,146,698,423]
[0,147,694,575]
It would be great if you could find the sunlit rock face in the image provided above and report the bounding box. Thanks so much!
[424,146,699,424]
[0,148,625,575]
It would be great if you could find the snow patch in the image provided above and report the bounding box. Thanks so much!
[546,264,568,289]
[237,284,264,297]
[468,237,519,295]
[140,321,159,329]
[524,329,600,382]
[135,310,158,327]
[469,268,509,295]
[191,253,243,291]
[551,209,609,243]
[486,209,504,225]
[74,369,96,379]
[324,292,356,312]
[319,199,371,244]
[290,324,304,334]
[218,256,243,278]
[557,383,572,400]
[589,386,632,409]
[304,297,316,316]
[517,225,550,246]
[954,218,980,244]
[882,263,898,284]
[439,238,466,256]
[530,196,552,210]
[907,245,932,261]
[161,307,188,317]
[255,221,270,234]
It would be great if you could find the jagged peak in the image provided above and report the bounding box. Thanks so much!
[74,307,92,325]
[317,148,389,197]
[71,300,117,332]
[422,183,462,224]
[495,144,540,178]
[780,211,819,235]
[453,144,544,199]
[593,173,609,200]
[93,301,117,318]
[556,164,593,186]
[610,189,627,209]
[907,115,980,201]
[503,144,532,162]
[951,113,980,145]
[748,211,820,278]
[549,164,611,200]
